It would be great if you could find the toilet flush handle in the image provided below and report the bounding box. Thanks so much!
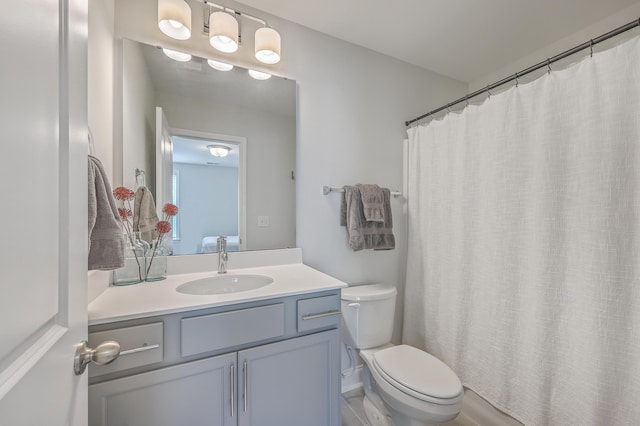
[347,302,360,308]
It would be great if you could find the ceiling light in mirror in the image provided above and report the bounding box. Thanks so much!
[158,0,191,40]
[248,69,271,80]
[162,48,192,62]
[208,144,231,157]
[207,59,234,71]
[209,11,239,53]
[255,27,281,64]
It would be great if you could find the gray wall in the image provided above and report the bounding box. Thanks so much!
[107,0,468,341]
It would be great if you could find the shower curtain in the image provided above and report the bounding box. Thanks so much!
[404,36,640,426]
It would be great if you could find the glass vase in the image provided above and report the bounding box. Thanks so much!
[112,231,147,286]
[145,241,168,282]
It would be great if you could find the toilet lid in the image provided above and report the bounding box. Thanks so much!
[372,345,462,400]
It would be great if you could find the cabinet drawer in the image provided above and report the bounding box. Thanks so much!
[297,294,341,332]
[88,322,164,378]
[181,303,285,357]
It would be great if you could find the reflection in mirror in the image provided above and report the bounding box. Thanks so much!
[121,39,296,255]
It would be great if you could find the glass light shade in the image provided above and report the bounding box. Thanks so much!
[255,27,281,64]
[208,145,231,157]
[158,0,191,40]
[209,12,239,53]
[248,69,272,80]
[162,48,192,62]
[207,59,234,72]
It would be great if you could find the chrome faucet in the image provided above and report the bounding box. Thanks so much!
[217,236,228,274]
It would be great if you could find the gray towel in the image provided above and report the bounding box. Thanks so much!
[88,155,125,270]
[133,186,159,244]
[356,183,385,222]
[341,186,395,251]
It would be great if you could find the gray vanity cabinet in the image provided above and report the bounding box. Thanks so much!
[88,290,342,426]
[238,329,339,426]
[89,352,236,426]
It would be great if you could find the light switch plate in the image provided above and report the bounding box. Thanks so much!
[258,216,270,227]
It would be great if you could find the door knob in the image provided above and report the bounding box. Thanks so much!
[74,340,121,375]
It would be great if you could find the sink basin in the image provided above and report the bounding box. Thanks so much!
[176,274,274,295]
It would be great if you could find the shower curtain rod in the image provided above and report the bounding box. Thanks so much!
[405,18,640,127]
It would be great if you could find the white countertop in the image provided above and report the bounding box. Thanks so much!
[88,262,347,326]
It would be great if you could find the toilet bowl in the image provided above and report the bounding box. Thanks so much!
[341,284,463,426]
[360,345,463,426]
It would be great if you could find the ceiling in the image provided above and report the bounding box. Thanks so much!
[238,0,640,83]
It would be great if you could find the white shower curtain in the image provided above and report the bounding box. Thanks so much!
[404,36,640,426]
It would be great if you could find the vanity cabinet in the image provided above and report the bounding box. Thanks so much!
[88,290,341,426]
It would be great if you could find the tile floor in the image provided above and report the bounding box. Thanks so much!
[341,388,475,426]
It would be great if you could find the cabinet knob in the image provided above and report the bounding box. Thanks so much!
[74,340,121,375]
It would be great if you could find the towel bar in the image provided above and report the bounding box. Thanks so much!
[322,185,402,198]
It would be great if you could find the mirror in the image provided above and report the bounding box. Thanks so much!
[121,39,296,255]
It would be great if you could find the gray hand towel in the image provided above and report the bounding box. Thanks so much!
[133,186,159,244]
[341,186,395,251]
[88,155,125,270]
[355,183,385,222]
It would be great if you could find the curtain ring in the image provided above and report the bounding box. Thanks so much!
[547,59,552,74]
[486,86,492,99]
[465,98,469,107]
[590,39,594,57]
[447,105,452,113]
[515,72,519,88]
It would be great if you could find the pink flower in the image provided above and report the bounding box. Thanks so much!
[113,187,135,201]
[118,208,132,220]
[162,203,179,217]
[156,220,172,235]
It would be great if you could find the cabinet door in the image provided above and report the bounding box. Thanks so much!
[238,330,340,426]
[89,353,236,426]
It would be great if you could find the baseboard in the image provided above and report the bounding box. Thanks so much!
[341,365,363,394]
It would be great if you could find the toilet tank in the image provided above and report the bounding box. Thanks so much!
[341,284,397,349]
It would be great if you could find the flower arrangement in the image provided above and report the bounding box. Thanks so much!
[146,203,179,276]
[112,186,143,282]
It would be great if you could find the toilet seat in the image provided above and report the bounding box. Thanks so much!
[371,345,462,405]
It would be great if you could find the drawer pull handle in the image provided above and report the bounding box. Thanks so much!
[119,343,160,356]
[302,310,341,320]
[243,361,248,412]
[230,363,235,417]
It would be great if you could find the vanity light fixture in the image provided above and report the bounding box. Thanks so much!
[162,48,192,62]
[209,10,239,53]
[158,0,192,40]
[248,69,271,80]
[255,27,281,64]
[207,59,234,71]
[208,144,231,157]
[162,1,283,65]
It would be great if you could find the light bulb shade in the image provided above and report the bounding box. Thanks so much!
[208,145,231,157]
[207,59,234,71]
[248,69,272,80]
[255,27,281,64]
[162,48,192,62]
[158,0,191,40]
[209,11,239,53]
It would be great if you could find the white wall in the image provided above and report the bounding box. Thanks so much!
[87,0,115,302]
[88,0,114,177]
[172,163,239,254]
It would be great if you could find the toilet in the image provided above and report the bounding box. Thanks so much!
[341,284,463,426]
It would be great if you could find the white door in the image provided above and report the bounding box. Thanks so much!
[0,0,89,424]
[156,107,174,214]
